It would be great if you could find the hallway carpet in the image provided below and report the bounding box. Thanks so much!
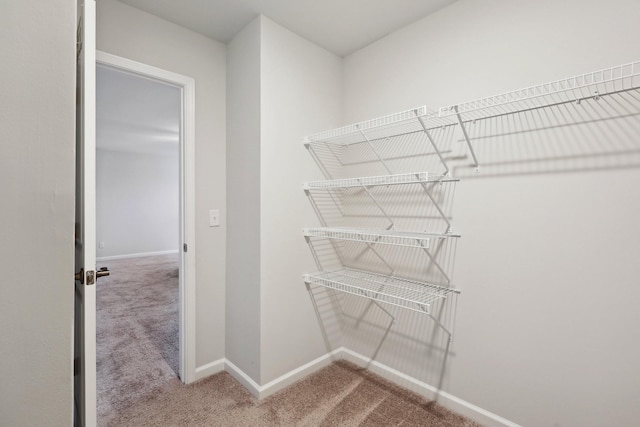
[97,255,480,426]
[96,254,180,426]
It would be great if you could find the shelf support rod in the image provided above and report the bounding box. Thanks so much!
[305,236,324,271]
[418,240,450,286]
[452,106,480,171]
[426,312,453,343]
[305,191,329,227]
[305,144,335,180]
[357,125,394,175]
[418,180,452,234]
[416,113,450,177]
[371,300,396,323]
[362,241,395,275]
[323,141,344,166]
[361,182,396,230]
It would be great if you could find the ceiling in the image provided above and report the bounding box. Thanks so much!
[98,1,458,154]
[118,0,457,57]
[97,64,181,155]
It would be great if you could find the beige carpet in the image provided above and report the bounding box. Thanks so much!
[97,255,481,426]
[96,254,180,426]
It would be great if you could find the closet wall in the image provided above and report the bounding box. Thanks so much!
[260,16,343,384]
[342,0,640,426]
[226,15,262,383]
[226,15,343,387]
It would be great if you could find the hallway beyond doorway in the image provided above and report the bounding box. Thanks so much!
[96,254,179,425]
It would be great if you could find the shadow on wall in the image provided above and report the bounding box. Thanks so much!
[308,284,458,400]
[450,84,640,178]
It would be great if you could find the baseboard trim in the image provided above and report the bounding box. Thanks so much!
[339,348,521,427]
[196,348,518,427]
[258,348,343,399]
[97,250,179,262]
[224,359,262,399]
[194,358,225,381]
[222,348,343,400]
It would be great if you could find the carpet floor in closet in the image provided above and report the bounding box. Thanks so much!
[96,254,480,426]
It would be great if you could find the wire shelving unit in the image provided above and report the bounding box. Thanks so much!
[304,107,458,180]
[303,227,459,249]
[439,61,640,169]
[303,269,459,315]
[302,58,638,388]
[303,106,462,340]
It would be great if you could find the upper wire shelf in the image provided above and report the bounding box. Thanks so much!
[303,172,459,190]
[304,106,456,147]
[303,227,459,249]
[439,61,640,121]
[304,268,459,315]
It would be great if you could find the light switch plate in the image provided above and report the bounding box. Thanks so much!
[209,209,220,227]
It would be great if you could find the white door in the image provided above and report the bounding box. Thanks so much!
[74,0,97,426]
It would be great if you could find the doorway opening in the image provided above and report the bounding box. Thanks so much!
[94,52,196,422]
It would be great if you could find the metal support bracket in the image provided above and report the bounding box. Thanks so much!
[416,113,450,177]
[452,106,480,171]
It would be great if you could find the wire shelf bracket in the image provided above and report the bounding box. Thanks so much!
[439,61,640,169]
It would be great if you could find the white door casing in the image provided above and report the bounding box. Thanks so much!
[95,51,197,384]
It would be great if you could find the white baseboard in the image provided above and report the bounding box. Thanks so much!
[223,348,343,400]
[97,249,179,262]
[258,348,343,399]
[224,359,262,399]
[194,358,225,381]
[195,348,519,427]
[339,348,520,427]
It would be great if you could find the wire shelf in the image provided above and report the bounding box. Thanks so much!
[304,227,460,249]
[304,107,456,146]
[439,61,640,121]
[303,172,459,190]
[304,268,459,315]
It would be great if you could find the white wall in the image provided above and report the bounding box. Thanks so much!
[96,149,179,259]
[260,16,343,384]
[97,0,227,367]
[343,1,640,426]
[225,15,344,386]
[0,1,75,425]
[226,16,262,382]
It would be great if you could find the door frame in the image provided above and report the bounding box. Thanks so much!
[96,51,197,383]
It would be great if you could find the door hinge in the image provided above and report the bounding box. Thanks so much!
[183,243,188,252]
[74,268,84,284]
[76,19,83,59]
